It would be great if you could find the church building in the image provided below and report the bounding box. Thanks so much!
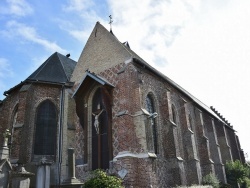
[0,22,245,187]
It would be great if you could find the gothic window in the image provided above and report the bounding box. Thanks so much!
[146,94,158,154]
[172,104,177,124]
[189,114,193,131]
[9,106,18,158]
[91,88,112,170]
[10,107,18,145]
[34,100,57,155]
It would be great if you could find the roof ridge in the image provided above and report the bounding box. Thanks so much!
[96,23,134,61]
[107,31,134,59]
[56,52,70,81]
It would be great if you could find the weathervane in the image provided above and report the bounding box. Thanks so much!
[109,15,113,31]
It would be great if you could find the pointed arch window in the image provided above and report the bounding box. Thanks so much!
[10,107,18,144]
[34,100,57,155]
[146,94,158,154]
[172,104,177,124]
[10,106,18,158]
[188,114,193,131]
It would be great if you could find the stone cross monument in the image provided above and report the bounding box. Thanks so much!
[0,129,11,160]
[62,148,83,187]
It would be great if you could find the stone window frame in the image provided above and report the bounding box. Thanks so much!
[32,99,58,162]
[171,104,177,124]
[188,114,194,131]
[9,104,18,158]
[170,103,184,158]
[145,92,159,154]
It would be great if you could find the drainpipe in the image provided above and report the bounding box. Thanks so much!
[58,84,65,186]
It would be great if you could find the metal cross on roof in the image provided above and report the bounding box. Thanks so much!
[109,15,113,31]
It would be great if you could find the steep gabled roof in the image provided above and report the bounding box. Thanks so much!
[27,52,76,83]
[4,52,76,96]
[71,22,134,83]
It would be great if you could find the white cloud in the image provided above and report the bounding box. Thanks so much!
[59,0,106,43]
[62,0,94,12]
[68,30,91,43]
[0,0,33,17]
[108,0,200,66]
[0,58,13,92]
[3,21,67,54]
[0,58,13,78]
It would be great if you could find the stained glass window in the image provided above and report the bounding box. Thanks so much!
[34,100,57,155]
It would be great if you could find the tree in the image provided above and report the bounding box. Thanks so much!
[225,160,250,187]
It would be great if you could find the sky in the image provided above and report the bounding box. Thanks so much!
[0,0,249,160]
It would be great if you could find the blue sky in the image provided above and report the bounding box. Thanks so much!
[0,0,249,160]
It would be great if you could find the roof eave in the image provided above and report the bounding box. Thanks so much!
[4,79,74,96]
[4,81,25,96]
[72,72,114,98]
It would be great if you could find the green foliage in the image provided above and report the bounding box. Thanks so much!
[244,163,250,188]
[202,173,220,188]
[225,160,250,187]
[83,169,124,188]
[219,182,231,188]
[244,177,250,187]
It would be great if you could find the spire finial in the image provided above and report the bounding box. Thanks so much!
[109,15,113,31]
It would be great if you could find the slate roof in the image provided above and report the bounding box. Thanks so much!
[72,71,114,97]
[4,52,77,95]
[27,52,77,83]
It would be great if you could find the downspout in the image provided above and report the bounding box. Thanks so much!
[58,84,64,186]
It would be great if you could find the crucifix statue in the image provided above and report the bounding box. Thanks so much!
[3,129,11,147]
[92,104,104,134]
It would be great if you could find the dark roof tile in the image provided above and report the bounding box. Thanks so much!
[4,52,77,95]
[27,52,77,83]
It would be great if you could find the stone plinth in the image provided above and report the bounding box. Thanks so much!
[61,148,83,187]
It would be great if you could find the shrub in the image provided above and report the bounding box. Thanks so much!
[202,173,220,188]
[83,169,124,188]
[225,160,249,187]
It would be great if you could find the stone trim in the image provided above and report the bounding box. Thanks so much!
[113,151,157,160]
